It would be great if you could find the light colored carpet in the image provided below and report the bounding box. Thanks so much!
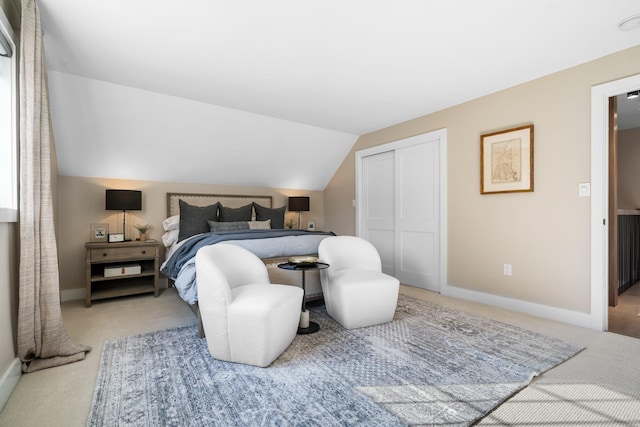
[479,383,640,426]
[477,329,640,426]
[87,295,582,426]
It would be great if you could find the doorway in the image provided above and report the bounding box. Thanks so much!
[355,129,447,292]
[608,91,640,339]
[591,73,640,332]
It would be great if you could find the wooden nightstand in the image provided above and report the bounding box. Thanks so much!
[85,240,160,307]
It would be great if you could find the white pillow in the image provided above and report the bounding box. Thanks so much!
[163,214,180,231]
[248,219,271,230]
[162,229,179,247]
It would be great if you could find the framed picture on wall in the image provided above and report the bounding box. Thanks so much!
[306,220,316,231]
[481,124,534,194]
[90,223,109,242]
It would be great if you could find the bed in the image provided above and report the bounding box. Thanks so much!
[159,192,334,337]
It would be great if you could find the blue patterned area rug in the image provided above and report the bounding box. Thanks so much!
[87,295,582,426]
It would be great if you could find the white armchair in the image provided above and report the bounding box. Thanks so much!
[318,236,399,329]
[195,244,303,367]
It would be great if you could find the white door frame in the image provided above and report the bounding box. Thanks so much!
[355,128,448,292]
[591,73,640,331]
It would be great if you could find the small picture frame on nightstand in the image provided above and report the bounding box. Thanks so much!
[90,223,109,242]
[306,220,316,231]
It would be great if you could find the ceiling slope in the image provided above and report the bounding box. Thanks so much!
[39,0,640,189]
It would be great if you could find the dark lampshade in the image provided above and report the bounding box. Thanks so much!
[105,190,142,211]
[288,196,310,230]
[105,190,142,240]
[288,196,310,212]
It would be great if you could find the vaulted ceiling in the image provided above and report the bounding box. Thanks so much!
[38,0,640,190]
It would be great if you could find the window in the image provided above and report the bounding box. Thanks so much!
[0,9,17,222]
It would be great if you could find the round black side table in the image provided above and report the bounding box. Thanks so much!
[277,262,329,334]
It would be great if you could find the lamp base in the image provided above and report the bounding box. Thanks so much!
[121,210,127,240]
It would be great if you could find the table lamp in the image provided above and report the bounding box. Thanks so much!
[105,189,142,241]
[288,196,310,230]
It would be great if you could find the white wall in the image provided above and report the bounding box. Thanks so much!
[47,71,356,191]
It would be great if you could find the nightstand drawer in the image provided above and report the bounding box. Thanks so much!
[89,245,156,262]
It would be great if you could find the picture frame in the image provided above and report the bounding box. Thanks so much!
[480,124,534,194]
[108,233,125,243]
[306,220,316,231]
[90,223,109,242]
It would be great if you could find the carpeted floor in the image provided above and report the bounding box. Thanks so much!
[87,295,582,426]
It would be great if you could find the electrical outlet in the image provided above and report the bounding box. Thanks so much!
[503,264,512,276]
[579,183,590,197]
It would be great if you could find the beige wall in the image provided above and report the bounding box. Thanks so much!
[617,127,640,210]
[0,0,19,31]
[324,45,640,315]
[0,222,18,394]
[57,175,325,295]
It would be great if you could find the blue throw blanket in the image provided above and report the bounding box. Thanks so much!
[160,229,335,304]
[162,229,334,278]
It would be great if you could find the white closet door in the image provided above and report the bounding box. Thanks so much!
[357,131,442,292]
[395,141,439,291]
[362,150,396,276]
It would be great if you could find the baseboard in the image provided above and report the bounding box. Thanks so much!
[441,283,593,330]
[0,358,21,412]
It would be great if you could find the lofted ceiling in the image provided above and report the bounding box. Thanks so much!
[38,0,640,190]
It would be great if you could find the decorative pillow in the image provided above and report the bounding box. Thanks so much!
[207,220,250,232]
[248,219,271,230]
[253,203,286,229]
[178,200,219,242]
[218,203,253,222]
[161,229,179,247]
[162,214,180,231]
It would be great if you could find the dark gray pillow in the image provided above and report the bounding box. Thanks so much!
[178,200,219,242]
[207,220,250,232]
[253,203,286,229]
[218,203,253,222]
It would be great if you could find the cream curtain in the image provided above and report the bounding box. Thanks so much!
[18,0,90,373]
